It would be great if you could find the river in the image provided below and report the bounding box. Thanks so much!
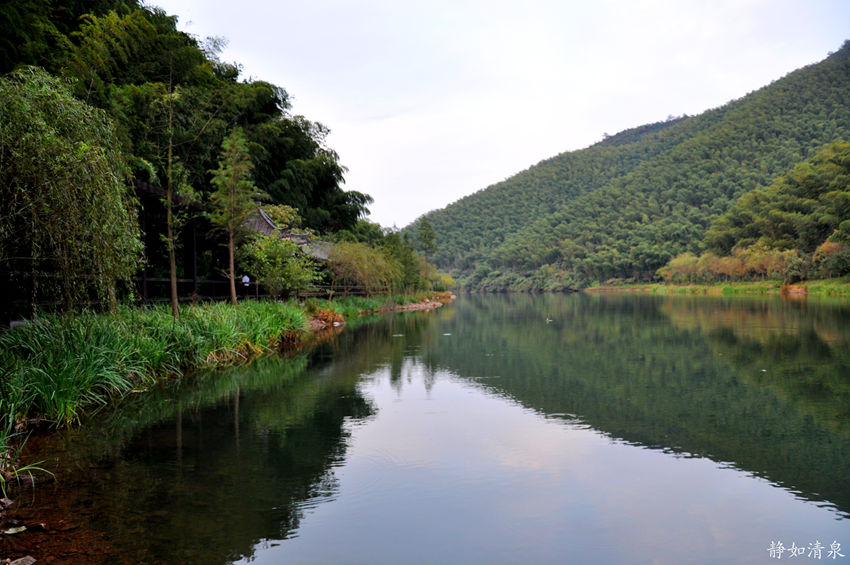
[6,293,850,564]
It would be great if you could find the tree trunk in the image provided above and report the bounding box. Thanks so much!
[166,68,180,319]
[228,229,237,305]
[168,211,179,317]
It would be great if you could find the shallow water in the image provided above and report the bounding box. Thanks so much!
[10,294,850,564]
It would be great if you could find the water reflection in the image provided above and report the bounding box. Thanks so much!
[13,295,850,564]
[17,339,379,562]
[422,294,850,517]
[242,359,848,565]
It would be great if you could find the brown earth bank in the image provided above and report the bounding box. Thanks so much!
[307,293,456,331]
[373,293,456,313]
[0,293,456,564]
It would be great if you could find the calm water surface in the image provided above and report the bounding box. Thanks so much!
[17,294,850,564]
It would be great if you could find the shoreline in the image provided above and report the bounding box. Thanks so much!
[583,280,850,297]
[307,292,455,330]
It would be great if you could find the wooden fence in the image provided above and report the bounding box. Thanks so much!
[1,271,375,328]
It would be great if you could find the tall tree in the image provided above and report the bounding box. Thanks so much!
[382,231,423,293]
[208,127,266,305]
[161,73,196,317]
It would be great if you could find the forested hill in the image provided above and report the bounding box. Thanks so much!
[415,41,850,291]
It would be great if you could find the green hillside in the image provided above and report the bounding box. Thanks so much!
[655,139,850,284]
[417,41,850,291]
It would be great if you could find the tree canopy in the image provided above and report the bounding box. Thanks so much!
[2,1,370,235]
[659,140,850,283]
[705,140,850,256]
[208,127,267,304]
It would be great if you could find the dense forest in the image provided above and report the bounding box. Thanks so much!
[660,140,850,283]
[414,41,850,291]
[1,1,369,230]
[0,1,443,317]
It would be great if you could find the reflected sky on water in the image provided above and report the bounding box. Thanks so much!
[17,294,850,564]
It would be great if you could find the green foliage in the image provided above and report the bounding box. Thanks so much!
[0,400,52,497]
[208,127,267,303]
[262,204,302,230]
[328,224,450,294]
[422,42,850,291]
[813,240,850,278]
[241,235,318,298]
[0,293,452,430]
[248,117,371,233]
[381,231,426,293]
[658,247,801,283]
[658,139,850,283]
[0,0,141,74]
[327,241,399,295]
[0,66,143,311]
[334,219,386,246]
[416,116,696,277]
[1,2,373,301]
[428,271,457,292]
[208,127,265,236]
[63,10,155,103]
[416,217,436,259]
[0,301,307,426]
[705,140,850,256]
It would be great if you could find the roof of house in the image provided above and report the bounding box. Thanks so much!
[246,207,331,261]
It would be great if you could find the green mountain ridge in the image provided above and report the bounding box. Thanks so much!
[416,40,850,291]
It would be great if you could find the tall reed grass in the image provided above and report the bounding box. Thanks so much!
[0,300,307,427]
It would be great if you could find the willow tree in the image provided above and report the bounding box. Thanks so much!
[0,66,142,313]
[208,127,267,305]
[327,242,399,297]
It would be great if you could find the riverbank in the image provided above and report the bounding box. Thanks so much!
[584,278,850,297]
[0,294,454,475]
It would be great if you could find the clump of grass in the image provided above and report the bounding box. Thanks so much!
[303,297,376,318]
[430,291,455,303]
[0,294,441,430]
[0,300,307,427]
[0,314,153,425]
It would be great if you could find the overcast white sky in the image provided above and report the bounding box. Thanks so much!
[150,0,849,228]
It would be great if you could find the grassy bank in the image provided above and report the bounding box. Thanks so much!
[0,294,442,432]
[585,278,850,297]
[0,300,306,429]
